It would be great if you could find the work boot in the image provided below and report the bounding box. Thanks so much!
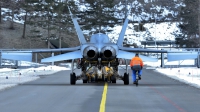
[138,76,141,80]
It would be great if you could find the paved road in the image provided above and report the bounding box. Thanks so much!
[0,67,200,112]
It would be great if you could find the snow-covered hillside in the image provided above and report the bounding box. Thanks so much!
[108,22,179,47]
[1,0,182,47]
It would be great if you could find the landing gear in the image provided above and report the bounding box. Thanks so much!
[95,74,98,82]
[111,75,116,83]
[102,74,105,81]
[123,73,129,85]
[70,72,76,85]
[83,79,88,83]
[83,76,88,83]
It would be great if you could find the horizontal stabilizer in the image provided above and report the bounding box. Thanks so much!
[41,50,82,62]
[167,52,198,61]
[117,50,158,62]
[32,46,81,53]
[119,47,167,53]
[2,52,32,61]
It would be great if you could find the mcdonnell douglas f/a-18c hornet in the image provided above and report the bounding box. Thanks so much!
[0,6,198,85]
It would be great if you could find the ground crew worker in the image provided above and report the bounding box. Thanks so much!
[130,53,143,84]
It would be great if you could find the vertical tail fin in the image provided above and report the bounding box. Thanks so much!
[68,6,87,44]
[116,18,129,47]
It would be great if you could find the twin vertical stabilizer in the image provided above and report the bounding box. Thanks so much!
[116,18,129,47]
[68,6,87,45]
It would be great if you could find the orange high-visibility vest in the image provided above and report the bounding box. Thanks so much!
[130,57,143,67]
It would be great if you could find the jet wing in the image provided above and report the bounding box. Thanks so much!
[1,51,32,61]
[119,47,198,62]
[117,50,158,62]
[0,46,81,53]
[0,46,81,62]
[41,50,82,62]
[119,46,197,53]
[167,52,198,61]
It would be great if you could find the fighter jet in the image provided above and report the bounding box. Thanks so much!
[34,7,169,85]
[38,7,197,85]
[0,7,198,85]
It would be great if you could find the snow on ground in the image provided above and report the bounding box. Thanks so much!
[1,60,200,91]
[144,60,200,89]
[156,67,200,88]
[0,65,70,91]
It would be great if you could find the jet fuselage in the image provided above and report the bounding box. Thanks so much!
[81,33,118,62]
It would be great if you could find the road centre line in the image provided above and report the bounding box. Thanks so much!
[99,82,108,112]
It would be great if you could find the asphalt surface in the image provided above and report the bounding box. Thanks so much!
[0,67,200,112]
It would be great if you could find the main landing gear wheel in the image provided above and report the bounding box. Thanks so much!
[123,73,129,85]
[83,79,87,83]
[102,74,105,81]
[83,76,88,83]
[111,75,116,83]
[95,75,98,83]
[70,73,76,85]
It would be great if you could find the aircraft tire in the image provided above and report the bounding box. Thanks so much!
[102,74,105,81]
[105,78,108,82]
[112,80,116,83]
[91,77,95,82]
[70,73,76,85]
[95,75,98,82]
[111,76,116,83]
[83,80,87,83]
[124,73,129,85]
[83,76,88,83]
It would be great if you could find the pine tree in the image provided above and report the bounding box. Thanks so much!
[20,0,78,48]
[1,0,22,29]
[78,0,119,34]
[52,0,79,48]
[176,0,199,48]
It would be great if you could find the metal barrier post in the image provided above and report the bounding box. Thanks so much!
[0,52,1,67]
[161,49,165,68]
[51,53,54,65]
